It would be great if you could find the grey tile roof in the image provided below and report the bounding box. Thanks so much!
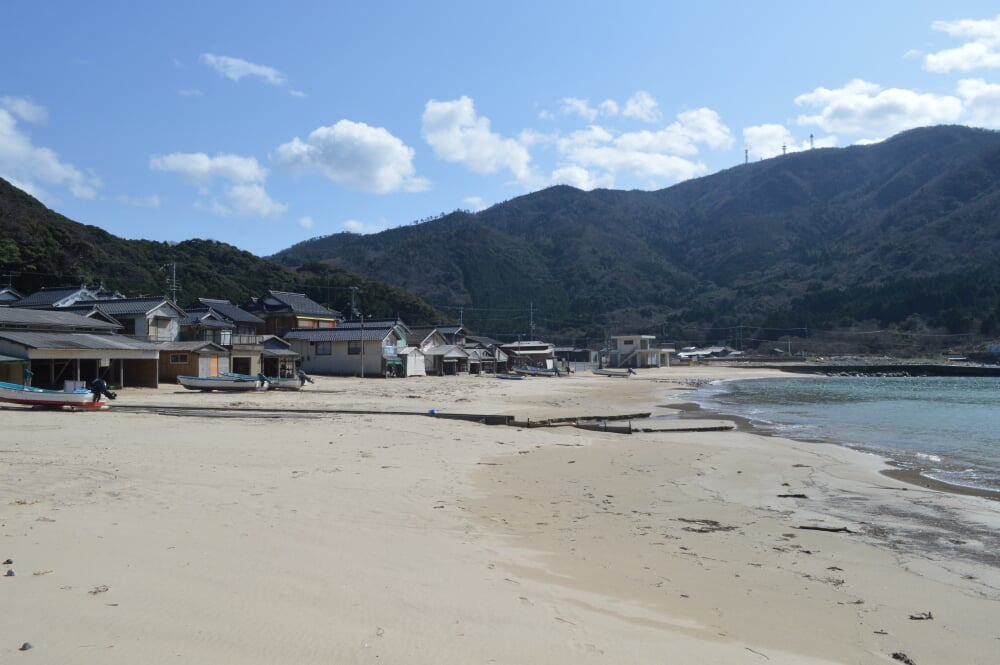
[71,297,184,317]
[340,318,411,332]
[285,326,396,342]
[156,341,230,353]
[0,331,160,351]
[179,311,236,328]
[0,308,119,331]
[192,299,264,324]
[11,286,93,307]
[259,290,340,317]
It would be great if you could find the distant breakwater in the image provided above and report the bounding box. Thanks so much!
[773,364,1000,378]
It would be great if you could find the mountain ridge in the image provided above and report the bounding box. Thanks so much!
[270,125,1000,345]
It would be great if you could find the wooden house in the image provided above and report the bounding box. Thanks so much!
[246,290,340,336]
[157,341,230,382]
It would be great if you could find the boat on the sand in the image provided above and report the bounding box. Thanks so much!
[0,380,107,409]
[177,374,263,391]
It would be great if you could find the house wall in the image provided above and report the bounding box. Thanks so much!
[159,351,200,382]
[289,339,386,376]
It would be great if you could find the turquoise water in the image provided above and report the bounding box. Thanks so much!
[686,376,1000,493]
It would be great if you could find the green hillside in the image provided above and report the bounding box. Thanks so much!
[271,126,1000,350]
[0,178,441,323]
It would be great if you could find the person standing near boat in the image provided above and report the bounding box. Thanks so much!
[22,366,33,386]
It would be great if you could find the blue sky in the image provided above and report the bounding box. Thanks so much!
[3,1,1000,257]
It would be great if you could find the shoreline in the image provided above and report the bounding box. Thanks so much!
[2,368,997,663]
[672,372,1000,502]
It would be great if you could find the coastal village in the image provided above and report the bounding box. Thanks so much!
[0,284,683,392]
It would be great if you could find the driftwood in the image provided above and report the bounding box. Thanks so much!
[794,525,854,533]
[908,611,934,620]
[777,493,809,499]
[892,652,917,664]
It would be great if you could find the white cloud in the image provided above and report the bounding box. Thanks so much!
[298,215,314,230]
[559,97,621,122]
[200,53,286,86]
[743,124,837,160]
[343,218,390,234]
[463,196,486,211]
[422,96,533,181]
[925,15,1000,72]
[1,96,48,124]
[149,152,268,183]
[956,77,1000,127]
[622,91,661,122]
[210,183,287,219]
[0,107,99,199]
[599,99,619,116]
[794,79,963,136]
[177,89,204,97]
[552,108,732,185]
[150,151,286,219]
[550,165,615,190]
[274,119,428,194]
[560,97,599,121]
[118,194,161,208]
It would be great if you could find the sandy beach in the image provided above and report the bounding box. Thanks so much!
[2,367,998,663]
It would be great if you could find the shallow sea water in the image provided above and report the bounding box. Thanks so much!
[683,375,1000,494]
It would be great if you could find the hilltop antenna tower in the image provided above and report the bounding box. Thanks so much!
[810,133,814,149]
[744,148,748,164]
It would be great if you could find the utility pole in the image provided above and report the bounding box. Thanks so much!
[164,263,179,302]
[529,302,535,340]
[360,314,365,379]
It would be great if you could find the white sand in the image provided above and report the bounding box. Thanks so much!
[1,368,997,663]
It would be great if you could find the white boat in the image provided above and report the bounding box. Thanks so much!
[592,368,634,377]
[220,371,307,391]
[262,376,302,390]
[177,375,262,391]
[0,380,107,409]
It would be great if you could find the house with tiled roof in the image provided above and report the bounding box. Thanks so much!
[285,321,408,377]
[186,298,264,337]
[0,286,23,304]
[179,309,236,346]
[11,284,106,309]
[64,297,186,342]
[246,290,340,336]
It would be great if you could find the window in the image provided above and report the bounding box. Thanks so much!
[169,354,188,364]
[316,341,331,356]
[348,340,362,355]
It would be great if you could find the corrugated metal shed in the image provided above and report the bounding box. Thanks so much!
[0,308,119,331]
[0,331,160,351]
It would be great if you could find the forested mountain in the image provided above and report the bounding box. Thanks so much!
[0,178,441,323]
[271,125,1000,350]
[6,124,1000,354]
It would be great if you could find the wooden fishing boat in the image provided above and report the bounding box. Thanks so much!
[592,368,634,377]
[510,366,561,377]
[496,373,525,380]
[221,371,306,391]
[177,374,262,391]
[0,380,107,409]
